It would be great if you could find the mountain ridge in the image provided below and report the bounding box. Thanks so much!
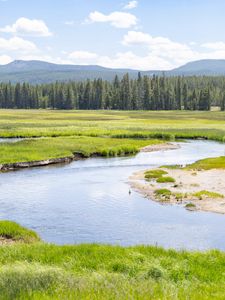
[0,59,225,83]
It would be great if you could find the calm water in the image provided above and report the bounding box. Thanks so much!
[0,138,23,143]
[0,140,225,250]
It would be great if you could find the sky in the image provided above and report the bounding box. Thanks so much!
[0,0,225,70]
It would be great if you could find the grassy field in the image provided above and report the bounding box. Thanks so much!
[0,222,224,300]
[0,109,225,165]
[0,109,225,140]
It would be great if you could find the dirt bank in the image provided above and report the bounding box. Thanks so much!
[0,155,83,171]
[129,168,225,214]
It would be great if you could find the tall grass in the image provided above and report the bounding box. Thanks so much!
[0,242,224,299]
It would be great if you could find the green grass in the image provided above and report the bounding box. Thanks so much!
[193,190,224,199]
[0,238,224,299]
[0,110,225,141]
[0,137,162,164]
[144,169,168,179]
[0,109,225,165]
[0,221,40,243]
[154,189,172,198]
[156,176,176,183]
[185,203,196,209]
[186,156,225,170]
[0,110,225,298]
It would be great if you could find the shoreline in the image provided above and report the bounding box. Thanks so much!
[129,168,225,214]
[0,142,177,172]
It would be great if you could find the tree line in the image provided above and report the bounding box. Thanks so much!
[0,73,225,111]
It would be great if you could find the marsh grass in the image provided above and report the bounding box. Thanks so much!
[0,137,162,164]
[186,156,225,170]
[0,241,224,299]
[0,110,225,165]
[144,169,168,179]
[0,110,225,142]
[156,176,176,183]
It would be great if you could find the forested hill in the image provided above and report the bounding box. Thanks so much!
[0,74,225,111]
[0,59,225,83]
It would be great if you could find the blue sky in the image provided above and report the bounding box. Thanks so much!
[0,0,225,70]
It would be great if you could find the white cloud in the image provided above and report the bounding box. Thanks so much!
[0,17,52,37]
[98,52,173,70]
[0,36,37,52]
[69,51,98,62]
[67,49,173,70]
[122,30,152,45]
[124,1,138,10]
[122,31,205,67]
[0,54,12,65]
[202,42,225,51]
[86,11,137,28]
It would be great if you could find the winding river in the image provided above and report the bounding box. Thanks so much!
[0,139,225,250]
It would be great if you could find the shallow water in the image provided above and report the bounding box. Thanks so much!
[0,138,23,143]
[0,140,225,250]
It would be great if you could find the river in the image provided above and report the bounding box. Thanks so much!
[0,140,225,250]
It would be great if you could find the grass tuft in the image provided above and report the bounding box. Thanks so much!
[0,221,40,243]
[193,190,224,199]
[156,176,176,183]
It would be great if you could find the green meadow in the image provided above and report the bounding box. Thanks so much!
[0,110,225,299]
[0,109,224,140]
[0,109,225,164]
[0,221,224,300]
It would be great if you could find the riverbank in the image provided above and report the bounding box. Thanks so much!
[130,165,225,214]
[0,221,224,299]
[141,142,180,152]
[0,138,172,171]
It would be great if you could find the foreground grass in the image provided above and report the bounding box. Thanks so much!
[0,137,162,164]
[0,221,224,299]
[0,241,224,299]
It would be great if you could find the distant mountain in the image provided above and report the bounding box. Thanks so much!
[0,59,225,83]
[170,59,225,76]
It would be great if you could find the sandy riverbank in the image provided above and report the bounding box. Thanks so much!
[129,168,225,214]
[141,143,180,152]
